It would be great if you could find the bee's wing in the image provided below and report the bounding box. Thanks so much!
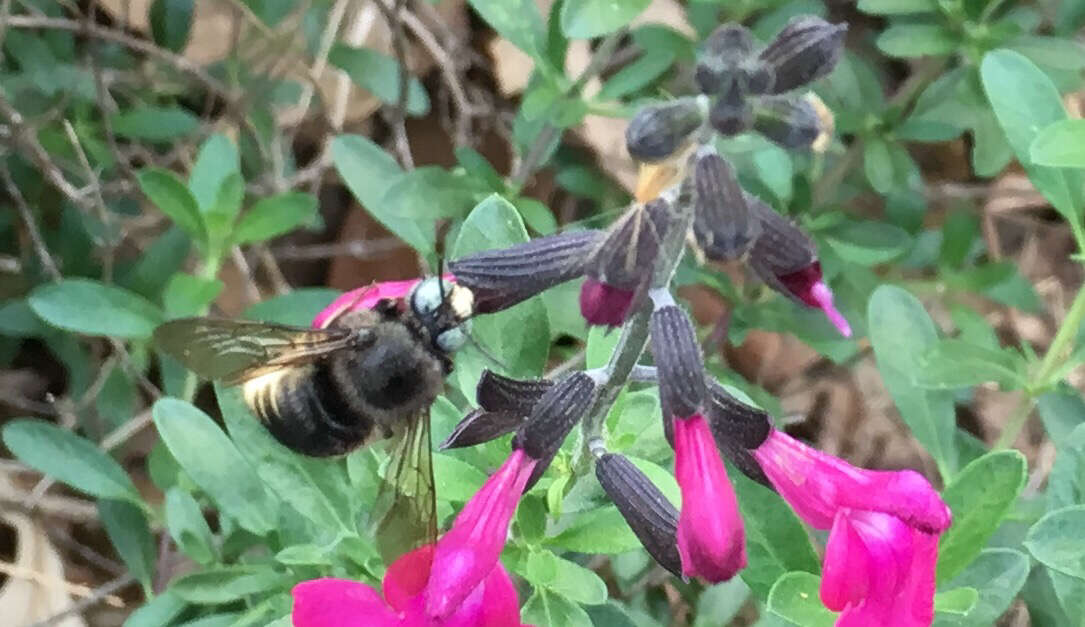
[372,408,437,563]
[153,317,361,385]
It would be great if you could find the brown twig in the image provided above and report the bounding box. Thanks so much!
[372,0,415,169]
[25,572,134,626]
[0,162,63,280]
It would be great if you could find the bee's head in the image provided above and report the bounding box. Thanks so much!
[408,277,474,354]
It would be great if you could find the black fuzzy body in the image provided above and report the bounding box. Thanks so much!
[242,309,447,457]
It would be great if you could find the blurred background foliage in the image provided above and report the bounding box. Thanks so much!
[0,0,1083,625]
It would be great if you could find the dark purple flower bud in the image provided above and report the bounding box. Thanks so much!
[626,98,706,162]
[707,381,773,487]
[691,146,760,260]
[708,85,754,137]
[754,96,821,149]
[758,16,846,94]
[580,200,671,328]
[695,24,757,95]
[476,370,554,413]
[449,230,604,313]
[748,199,851,337]
[595,453,682,577]
[651,305,707,423]
[440,409,525,450]
[513,372,596,488]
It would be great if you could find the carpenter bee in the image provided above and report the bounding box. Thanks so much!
[153,277,475,558]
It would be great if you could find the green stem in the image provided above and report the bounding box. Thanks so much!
[573,188,695,471]
[994,394,1034,450]
[1034,283,1085,387]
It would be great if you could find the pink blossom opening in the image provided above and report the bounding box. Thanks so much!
[673,414,746,583]
[776,262,851,337]
[579,278,636,328]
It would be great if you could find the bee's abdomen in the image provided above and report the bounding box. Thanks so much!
[243,365,381,457]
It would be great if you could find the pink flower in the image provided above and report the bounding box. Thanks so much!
[776,262,851,338]
[292,545,531,626]
[312,276,456,329]
[426,449,537,619]
[753,429,951,625]
[673,414,746,582]
[579,278,636,327]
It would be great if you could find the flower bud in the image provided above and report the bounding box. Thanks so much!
[595,453,682,577]
[512,372,596,488]
[754,96,821,149]
[758,16,846,94]
[580,200,671,328]
[439,371,556,449]
[691,146,760,260]
[707,381,773,487]
[440,409,524,450]
[449,230,604,313]
[626,98,706,163]
[695,24,757,95]
[708,85,754,137]
[651,305,707,423]
[748,200,851,337]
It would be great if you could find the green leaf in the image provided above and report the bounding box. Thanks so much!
[521,588,593,627]
[432,453,488,502]
[257,458,351,534]
[123,591,187,627]
[1025,505,1085,579]
[981,50,1083,222]
[934,587,978,615]
[548,506,642,554]
[233,192,318,244]
[767,572,838,627]
[330,135,432,254]
[137,168,204,242]
[863,136,895,194]
[29,278,163,339]
[243,288,341,326]
[933,549,1029,627]
[149,0,194,52]
[152,398,278,535]
[2,419,141,502]
[467,0,547,62]
[937,450,1027,582]
[450,195,550,396]
[169,565,288,604]
[165,487,217,565]
[1038,385,1085,444]
[857,0,938,14]
[876,23,959,58]
[189,134,240,212]
[1030,119,1085,168]
[162,273,223,319]
[560,0,650,39]
[733,472,821,598]
[328,45,430,116]
[824,220,912,266]
[596,49,676,101]
[914,340,1027,390]
[868,285,957,476]
[378,167,485,223]
[693,578,751,627]
[524,551,608,604]
[99,500,156,595]
[112,105,199,142]
[0,298,46,336]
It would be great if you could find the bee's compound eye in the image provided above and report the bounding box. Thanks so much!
[436,327,467,352]
[411,278,443,315]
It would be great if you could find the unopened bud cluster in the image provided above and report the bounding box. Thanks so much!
[626,16,845,161]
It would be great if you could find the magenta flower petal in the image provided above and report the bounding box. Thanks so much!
[673,414,746,583]
[312,275,456,329]
[823,511,936,627]
[383,544,434,611]
[752,430,951,533]
[291,578,399,627]
[579,278,635,327]
[776,262,851,337]
[425,449,537,619]
[441,562,526,627]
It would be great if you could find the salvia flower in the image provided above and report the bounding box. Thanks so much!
[747,199,851,337]
[292,545,531,626]
[757,16,847,95]
[595,452,683,577]
[512,372,597,488]
[425,448,537,619]
[441,370,553,450]
[752,429,952,625]
[753,96,822,150]
[449,230,604,314]
[580,199,671,328]
[650,301,746,582]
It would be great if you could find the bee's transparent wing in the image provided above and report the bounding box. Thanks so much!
[153,317,360,385]
[372,408,437,563]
